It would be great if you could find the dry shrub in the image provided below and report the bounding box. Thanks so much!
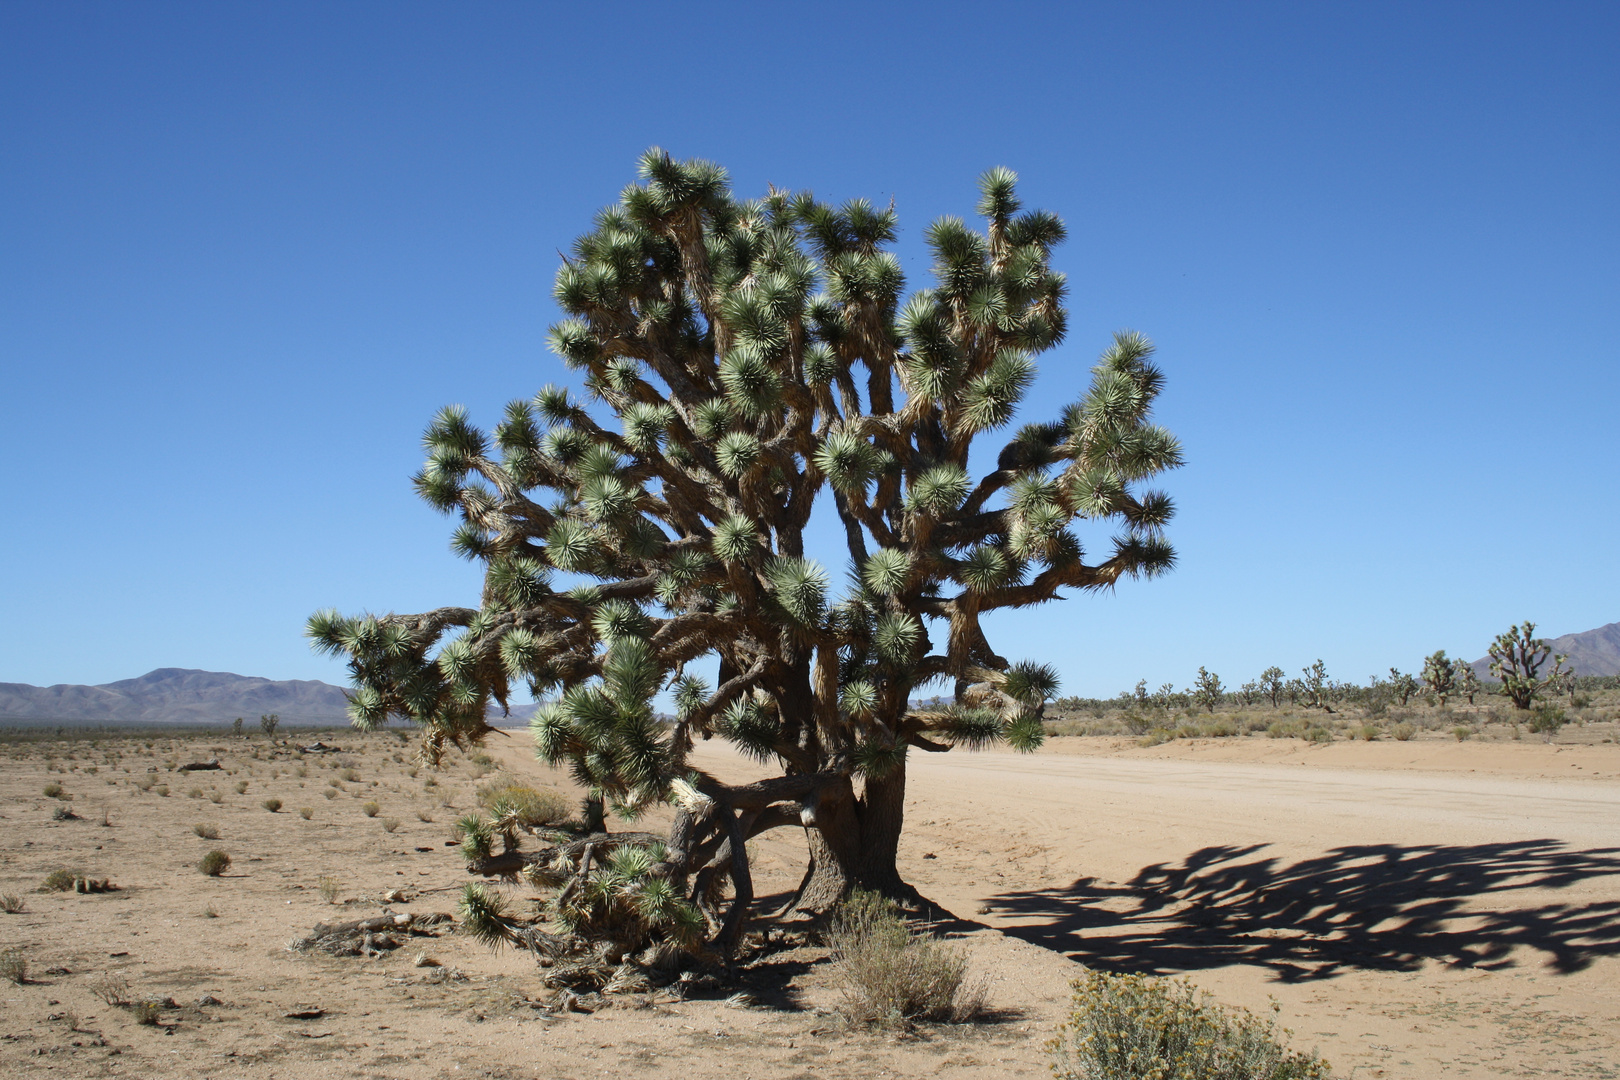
[825,890,984,1027]
[41,869,76,892]
[234,781,249,794]
[380,816,401,833]
[1,893,25,914]
[198,850,230,877]
[43,781,64,798]
[193,823,219,839]
[476,782,571,828]
[1049,971,1331,1080]
[318,875,340,904]
[92,971,129,1006]
[1,946,27,984]
[1391,722,1415,741]
[299,807,314,820]
[361,800,381,817]
[132,1000,161,1025]
[262,798,283,813]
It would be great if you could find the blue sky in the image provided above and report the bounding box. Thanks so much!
[2,1,1616,698]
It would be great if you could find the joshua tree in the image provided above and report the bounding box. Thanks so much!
[1259,666,1284,708]
[232,717,244,737]
[1388,668,1420,706]
[259,713,279,739]
[308,153,1182,944]
[1192,667,1224,713]
[1488,622,1567,710]
[1457,661,1480,705]
[1236,680,1258,707]
[1299,660,1333,712]
[1421,650,1457,707]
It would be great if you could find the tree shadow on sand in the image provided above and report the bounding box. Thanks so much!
[992,839,1620,982]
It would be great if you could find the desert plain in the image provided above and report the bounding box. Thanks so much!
[1,721,1618,1079]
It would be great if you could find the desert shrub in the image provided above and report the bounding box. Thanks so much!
[43,781,64,798]
[476,783,572,829]
[41,869,76,892]
[322,789,337,800]
[1302,726,1332,744]
[416,809,434,823]
[1355,724,1380,741]
[198,850,231,876]
[234,781,248,794]
[262,797,283,813]
[299,807,314,820]
[132,999,161,1025]
[91,971,129,1006]
[340,768,360,783]
[52,803,77,821]
[318,875,341,904]
[1452,726,1472,741]
[1,893,25,914]
[208,790,224,804]
[361,800,381,817]
[202,903,219,918]
[1,946,27,984]
[193,823,219,839]
[155,785,169,797]
[381,817,401,833]
[1391,722,1415,742]
[135,774,156,792]
[824,889,983,1027]
[187,787,203,799]
[1528,705,1566,735]
[1049,972,1330,1079]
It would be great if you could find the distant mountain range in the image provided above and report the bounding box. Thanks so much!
[0,667,545,727]
[1469,621,1620,679]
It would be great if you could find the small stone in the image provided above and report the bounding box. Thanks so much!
[413,953,441,968]
[382,889,405,903]
[975,905,992,915]
[196,995,223,1007]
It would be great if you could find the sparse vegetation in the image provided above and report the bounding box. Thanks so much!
[299,806,314,819]
[825,890,982,1027]
[199,849,231,876]
[380,816,401,833]
[260,713,279,738]
[361,800,380,817]
[1,893,25,914]
[92,971,129,1006]
[193,823,220,839]
[476,782,571,829]
[262,797,283,812]
[235,780,249,794]
[43,781,64,798]
[41,869,76,892]
[1,945,28,984]
[318,876,341,904]
[1049,971,1331,1079]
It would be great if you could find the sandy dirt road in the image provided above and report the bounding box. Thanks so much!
[871,744,1620,1077]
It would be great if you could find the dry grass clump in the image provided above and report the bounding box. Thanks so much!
[299,807,314,820]
[2,893,25,914]
[476,782,572,828]
[380,816,401,833]
[824,890,984,1027]
[132,999,162,1025]
[92,971,129,1006]
[1048,971,1331,1080]
[1,945,27,984]
[198,850,231,876]
[361,800,381,817]
[43,781,65,798]
[318,875,341,904]
[193,823,219,839]
[234,780,249,794]
[262,798,283,813]
[41,869,77,892]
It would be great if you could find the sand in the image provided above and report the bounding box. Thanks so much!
[1,725,1616,1078]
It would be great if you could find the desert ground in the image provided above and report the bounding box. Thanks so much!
[2,721,1617,1079]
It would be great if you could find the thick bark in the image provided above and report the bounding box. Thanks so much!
[791,761,911,913]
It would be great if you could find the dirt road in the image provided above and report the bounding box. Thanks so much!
[876,744,1620,1077]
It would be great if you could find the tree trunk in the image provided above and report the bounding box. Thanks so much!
[788,760,911,913]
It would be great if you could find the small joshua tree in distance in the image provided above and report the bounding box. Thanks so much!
[1192,667,1224,713]
[259,713,279,739]
[1488,621,1567,710]
[1259,666,1284,708]
[1421,650,1457,707]
[1388,667,1420,706]
[1457,661,1480,705]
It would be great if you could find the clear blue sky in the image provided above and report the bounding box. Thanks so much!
[3,1,1616,698]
